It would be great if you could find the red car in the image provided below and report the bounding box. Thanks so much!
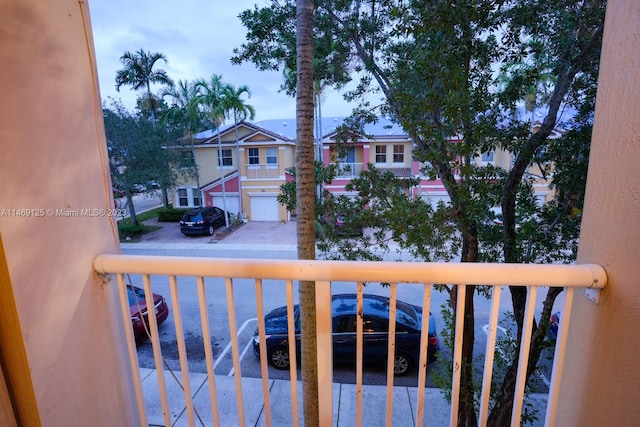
[127,285,169,340]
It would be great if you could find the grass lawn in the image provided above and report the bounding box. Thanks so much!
[117,207,164,242]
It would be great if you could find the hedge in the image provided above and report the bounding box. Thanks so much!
[157,208,190,222]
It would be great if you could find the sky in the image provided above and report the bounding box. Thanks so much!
[88,0,357,122]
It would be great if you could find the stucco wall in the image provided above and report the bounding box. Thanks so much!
[557,0,640,425]
[0,1,137,425]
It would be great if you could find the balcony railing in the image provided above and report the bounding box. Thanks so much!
[245,164,281,179]
[94,255,606,427]
[336,162,364,177]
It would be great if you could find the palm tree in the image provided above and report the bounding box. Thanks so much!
[115,49,174,121]
[223,84,256,219]
[296,0,319,425]
[161,80,205,205]
[195,75,232,227]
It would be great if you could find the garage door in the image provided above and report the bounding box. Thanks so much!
[421,193,451,208]
[212,195,240,217]
[250,195,279,221]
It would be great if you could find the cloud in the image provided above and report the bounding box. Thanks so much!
[89,0,355,122]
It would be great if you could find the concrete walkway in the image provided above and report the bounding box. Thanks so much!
[140,368,454,427]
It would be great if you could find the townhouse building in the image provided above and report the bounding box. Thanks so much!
[176,110,565,221]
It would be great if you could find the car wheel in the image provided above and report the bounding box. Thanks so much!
[269,347,290,370]
[207,225,215,236]
[393,353,412,376]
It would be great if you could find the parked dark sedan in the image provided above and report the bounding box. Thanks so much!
[252,293,439,376]
[127,285,169,340]
[179,207,228,236]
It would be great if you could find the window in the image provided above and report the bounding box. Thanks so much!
[393,144,404,163]
[248,148,259,165]
[333,315,355,333]
[177,188,188,207]
[218,149,233,167]
[375,145,387,163]
[192,188,201,206]
[481,151,494,163]
[266,147,278,165]
[362,316,388,333]
[177,187,201,207]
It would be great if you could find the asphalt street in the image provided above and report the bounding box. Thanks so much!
[120,215,559,392]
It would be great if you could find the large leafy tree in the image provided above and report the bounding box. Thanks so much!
[234,1,605,425]
[103,99,185,225]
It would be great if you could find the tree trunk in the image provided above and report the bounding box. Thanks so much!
[457,228,479,427]
[491,63,583,426]
[296,0,319,426]
[161,186,170,208]
[125,191,138,226]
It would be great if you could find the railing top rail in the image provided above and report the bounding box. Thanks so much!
[94,254,606,289]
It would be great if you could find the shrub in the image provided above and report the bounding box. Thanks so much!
[157,208,190,222]
[118,223,145,238]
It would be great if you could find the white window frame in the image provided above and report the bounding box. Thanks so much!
[218,148,233,167]
[248,147,259,166]
[393,144,404,164]
[266,147,278,166]
[176,187,202,208]
[375,145,387,164]
[177,188,189,207]
[192,187,202,206]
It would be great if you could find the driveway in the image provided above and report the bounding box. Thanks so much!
[137,218,297,245]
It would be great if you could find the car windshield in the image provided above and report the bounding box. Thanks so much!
[127,286,146,306]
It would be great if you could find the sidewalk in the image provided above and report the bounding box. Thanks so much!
[141,367,549,426]
[140,367,453,427]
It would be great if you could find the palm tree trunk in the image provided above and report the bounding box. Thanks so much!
[296,0,319,425]
[217,129,230,228]
[233,111,243,219]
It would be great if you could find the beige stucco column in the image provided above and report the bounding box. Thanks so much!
[0,1,137,425]
[557,0,640,425]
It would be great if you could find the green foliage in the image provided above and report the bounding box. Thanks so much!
[232,1,352,96]
[104,98,193,221]
[277,161,336,212]
[115,49,174,93]
[157,208,190,222]
[117,223,146,239]
[160,79,214,137]
[239,1,604,424]
[115,49,175,122]
[104,99,188,194]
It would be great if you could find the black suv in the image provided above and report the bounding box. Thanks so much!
[179,207,228,236]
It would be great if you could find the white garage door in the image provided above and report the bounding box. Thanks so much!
[421,193,451,208]
[212,195,240,217]
[250,195,279,221]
